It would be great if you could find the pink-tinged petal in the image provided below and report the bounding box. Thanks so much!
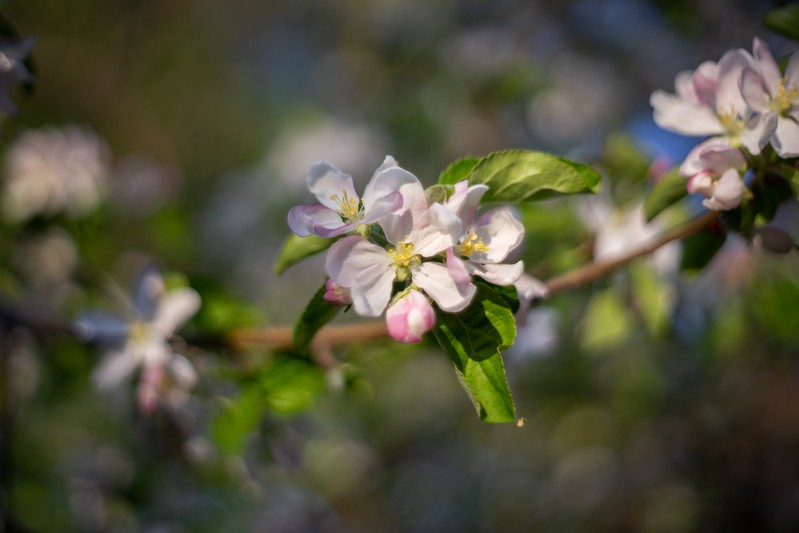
[470,261,524,286]
[381,209,414,246]
[412,203,461,257]
[739,112,777,155]
[307,161,357,211]
[287,204,351,237]
[137,363,165,414]
[92,347,141,389]
[740,68,771,113]
[692,61,719,107]
[786,51,799,90]
[687,172,714,196]
[133,264,165,321]
[350,263,396,317]
[74,311,129,342]
[698,143,746,174]
[324,278,353,306]
[473,208,524,264]
[715,48,754,116]
[707,168,745,211]
[446,248,472,285]
[152,288,201,336]
[445,181,488,228]
[386,290,436,343]
[360,190,403,224]
[675,70,698,103]
[752,37,782,95]
[326,236,392,287]
[680,138,728,176]
[516,273,549,303]
[650,90,722,136]
[773,117,799,158]
[362,163,418,211]
[412,262,476,313]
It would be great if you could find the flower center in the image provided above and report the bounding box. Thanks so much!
[459,231,489,257]
[717,110,745,138]
[388,240,419,268]
[330,189,362,221]
[771,79,798,116]
[130,319,150,344]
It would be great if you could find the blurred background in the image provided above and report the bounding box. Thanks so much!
[2,0,799,531]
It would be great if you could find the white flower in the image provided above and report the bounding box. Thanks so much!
[2,125,110,222]
[75,266,200,410]
[386,289,436,343]
[740,38,799,158]
[287,156,415,237]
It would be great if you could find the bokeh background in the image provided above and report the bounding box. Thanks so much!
[2,0,799,531]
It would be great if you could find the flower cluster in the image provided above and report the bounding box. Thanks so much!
[288,156,524,342]
[651,38,798,210]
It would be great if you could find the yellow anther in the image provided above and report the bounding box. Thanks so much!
[772,79,798,115]
[330,189,361,220]
[388,240,419,268]
[130,320,149,344]
[460,232,489,257]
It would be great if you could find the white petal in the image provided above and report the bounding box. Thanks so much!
[411,203,461,257]
[679,138,728,176]
[773,117,799,158]
[74,311,129,342]
[740,68,770,113]
[650,90,722,136]
[287,204,351,237]
[169,353,198,388]
[446,248,472,285]
[786,51,799,90]
[445,182,488,228]
[674,70,698,103]
[710,168,745,211]
[739,112,777,155]
[133,264,165,320]
[360,191,403,225]
[350,263,396,317]
[516,273,549,303]
[752,37,782,95]
[381,209,414,247]
[326,236,392,287]
[698,143,746,174]
[307,161,357,212]
[92,346,141,389]
[412,262,476,313]
[470,261,524,286]
[715,48,753,116]
[692,61,719,107]
[474,208,524,263]
[362,164,419,211]
[152,288,201,336]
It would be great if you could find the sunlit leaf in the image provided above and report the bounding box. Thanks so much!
[274,234,334,275]
[259,356,326,415]
[294,283,341,352]
[432,282,517,423]
[448,149,601,203]
[643,168,688,222]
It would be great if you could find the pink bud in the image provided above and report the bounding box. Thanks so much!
[323,278,352,306]
[386,290,436,343]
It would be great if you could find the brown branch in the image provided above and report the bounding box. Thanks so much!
[227,211,720,351]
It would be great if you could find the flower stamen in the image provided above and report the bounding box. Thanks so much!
[459,231,489,257]
[330,189,361,221]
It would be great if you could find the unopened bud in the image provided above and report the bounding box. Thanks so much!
[323,279,352,306]
[386,289,436,343]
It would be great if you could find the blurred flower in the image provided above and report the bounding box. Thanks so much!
[0,36,34,114]
[515,273,549,324]
[386,289,436,343]
[682,142,747,211]
[75,265,200,413]
[2,125,110,222]
[13,227,78,290]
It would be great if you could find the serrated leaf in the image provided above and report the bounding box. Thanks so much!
[294,283,341,352]
[764,4,799,42]
[438,157,480,185]
[681,228,726,272]
[456,150,601,203]
[274,234,334,275]
[432,283,517,423]
[644,168,688,221]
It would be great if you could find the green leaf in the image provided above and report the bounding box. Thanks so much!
[211,385,264,456]
[643,168,688,222]
[681,227,726,272]
[259,356,326,415]
[438,157,480,185]
[294,283,341,352]
[764,4,799,42]
[452,150,601,203]
[274,234,334,275]
[581,288,634,351]
[432,283,517,423]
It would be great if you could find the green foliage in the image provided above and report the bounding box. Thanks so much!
[581,288,634,351]
[439,150,601,202]
[629,260,670,337]
[212,356,326,455]
[432,282,518,423]
[681,226,726,272]
[192,290,265,334]
[274,233,334,275]
[643,168,688,222]
[293,283,341,352]
[763,4,799,42]
[438,157,480,185]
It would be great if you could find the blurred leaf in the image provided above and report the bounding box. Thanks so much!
[582,288,634,351]
[763,4,799,42]
[438,157,480,185]
[644,168,688,222]
[681,227,726,272]
[601,134,652,184]
[450,150,601,203]
[274,234,334,275]
[259,356,326,414]
[630,260,669,336]
[752,275,799,345]
[193,290,264,334]
[432,282,517,423]
[751,174,794,223]
[778,163,799,196]
[211,385,264,456]
[294,283,341,352]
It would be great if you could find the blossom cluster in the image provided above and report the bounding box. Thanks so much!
[651,38,798,211]
[288,156,524,343]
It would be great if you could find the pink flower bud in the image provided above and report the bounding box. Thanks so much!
[386,290,436,343]
[323,278,352,306]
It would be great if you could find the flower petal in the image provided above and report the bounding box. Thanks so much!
[307,161,357,212]
[474,208,524,264]
[773,117,799,158]
[715,48,753,116]
[287,204,352,237]
[362,162,418,211]
[445,181,488,229]
[360,190,403,225]
[707,168,745,211]
[133,264,165,321]
[740,68,770,113]
[786,50,799,90]
[92,346,141,389]
[650,90,722,136]
[469,261,524,286]
[412,203,461,257]
[74,311,129,343]
[739,112,777,155]
[326,235,392,287]
[446,248,472,285]
[152,288,201,336]
[350,263,396,317]
[752,37,782,95]
[412,262,476,313]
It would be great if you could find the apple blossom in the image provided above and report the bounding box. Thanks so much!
[323,278,353,306]
[386,289,436,343]
[682,142,747,211]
